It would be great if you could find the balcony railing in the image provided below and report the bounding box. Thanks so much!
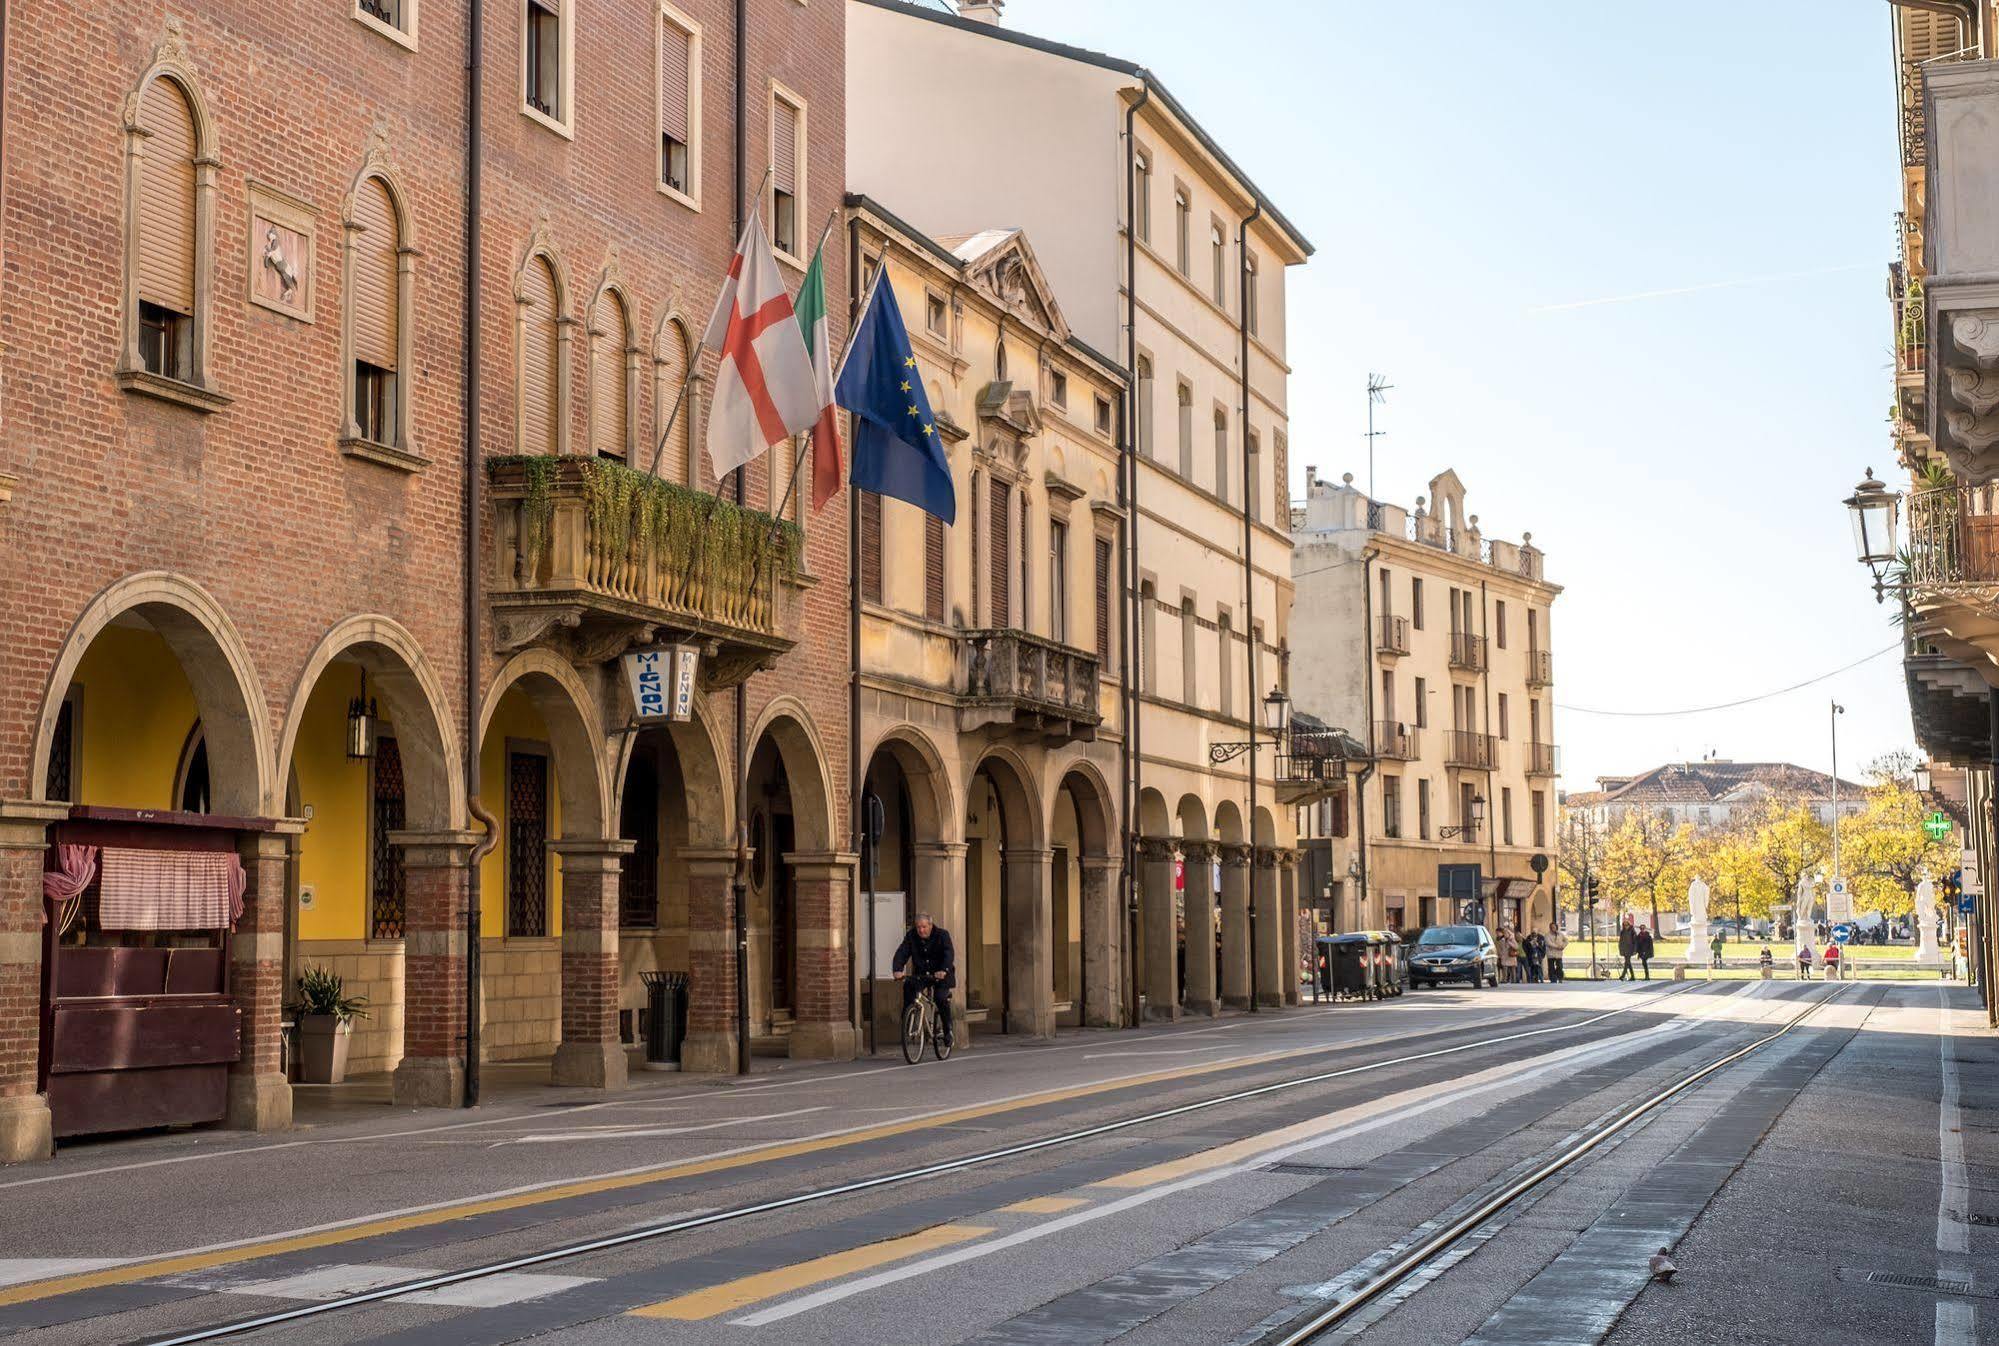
[1903,57,1929,168]
[959,628,1102,741]
[1905,482,1999,592]
[488,456,803,680]
[1373,720,1418,761]
[1449,632,1487,672]
[1528,741,1559,777]
[1445,729,1495,769]
[1376,614,1410,656]
[1526,648,1552,687]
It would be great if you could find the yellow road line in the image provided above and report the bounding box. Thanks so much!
[1089,1104,1358,1190]
[1000,1196,1088,1214]
[630,1224,993,1320]
[0,1048,1303,1308]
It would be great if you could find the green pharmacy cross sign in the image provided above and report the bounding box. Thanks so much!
[1923,812,1953,843]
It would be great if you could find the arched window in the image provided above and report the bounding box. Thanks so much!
[588,286,633,460]
[1176,381,1194,478]
[653,315,695,485]
[1180,597,1198,708]
[1213,407,1229,504]
[119,39,221,406]
[1218,610,1234,720]
[341,166,416,459]
[1134,354,1154,458]
[516,250,565,456]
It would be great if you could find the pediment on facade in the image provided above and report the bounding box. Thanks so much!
[953,229,1069,344]
[976,379,1042,440]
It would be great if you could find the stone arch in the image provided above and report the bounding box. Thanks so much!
[276,615,463,832]
[1214,798,1245,845]
[1176,792,1209,842]
[1137,785,1171,839]
[746,696,839,853]
[1051,757,1115,857]
[863,723,957,846]
[1253,805,1278,847]
[607,694,732,849]
[967,746,1045,851]
[31,572,271,816]
[478,647,609,840]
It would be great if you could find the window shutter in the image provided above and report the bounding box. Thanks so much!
[521,258,559,455]
[1094,536,1112,661]
[924,513,946,622]
[352,178,399,370]
[592,294,627,457]
[773,98,798,195]
[989,478,1011,627]
[861,490,883,603]
[137,78,196,316]
[657,321,690,481]
[660,20,691,144]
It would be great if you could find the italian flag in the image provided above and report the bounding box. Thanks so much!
[797,241,843,511]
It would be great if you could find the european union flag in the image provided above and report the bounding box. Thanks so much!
[837,270,956,524]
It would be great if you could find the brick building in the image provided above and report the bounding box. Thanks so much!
[0,0,852,1162]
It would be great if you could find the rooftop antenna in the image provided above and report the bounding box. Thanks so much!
[1366,373,1392,501]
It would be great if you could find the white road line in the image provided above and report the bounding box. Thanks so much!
[1935,987,1975,1346]
[1080,1047,1227,1060]
[0,1259,126,1288]
[496,1107,828,1145]
[730,1011,1720,1326]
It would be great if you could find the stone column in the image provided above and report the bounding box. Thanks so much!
[1138,835,1179,1022]
[1002,846,1055,1038]
[681,846,741,1074]
[1218,843,1252,1009]
[1278,850,1303,1007]
[0,802,64,1162]
[550,838,635,1089]
[1253,846,1284,1008]
[907,841,968,1048]
[228,828,297,1130]
[787,850,860,1061]
[1180,840,1220,1016]
[1079,855,1123,1028]
[390,830,480,1108]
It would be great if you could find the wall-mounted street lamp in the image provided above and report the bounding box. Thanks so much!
[1210,686,1291,763]
[1914,760,1933,795]
[1440,792,1486,841]
[346,668,378,760]
[1845,468,1901,603]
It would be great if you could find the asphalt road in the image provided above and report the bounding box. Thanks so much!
[0,978,1985,1345]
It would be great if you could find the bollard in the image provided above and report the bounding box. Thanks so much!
[1673,964,1686,981]
[1760,965,1773,980]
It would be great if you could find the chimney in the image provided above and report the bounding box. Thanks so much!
[957,0,1005,22]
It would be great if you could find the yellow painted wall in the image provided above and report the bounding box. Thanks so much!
[293,663,370,943]
[70,625,198,810]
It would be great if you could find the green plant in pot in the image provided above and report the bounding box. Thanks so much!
[295,966,369,1085]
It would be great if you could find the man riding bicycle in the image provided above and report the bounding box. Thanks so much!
[891,912,955,1047]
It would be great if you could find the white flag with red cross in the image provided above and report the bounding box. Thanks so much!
[701,212,819,480]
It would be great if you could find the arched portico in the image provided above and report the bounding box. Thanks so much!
[1053,760,1121,1029]
[966,749,1052,1038]
[1136,787,1176,1022]
[861,727,961,1045]
[1176,795,1218,1017]
[1214,800,1251,1008]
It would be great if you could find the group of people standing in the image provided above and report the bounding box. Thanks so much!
[1616,917,1657,980]
[1492,924,1569,983]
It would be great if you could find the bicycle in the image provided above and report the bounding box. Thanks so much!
[899,976,954,1064]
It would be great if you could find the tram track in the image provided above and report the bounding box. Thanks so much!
[1249,980,1853,1346]
[128,983,1715,1346]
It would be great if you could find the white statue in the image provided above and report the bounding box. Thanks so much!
[1916,878,1941,961]
[1684,877,1710,962]
[1793,874,1817,954]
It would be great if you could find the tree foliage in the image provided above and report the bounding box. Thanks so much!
[1599,810,1695,932]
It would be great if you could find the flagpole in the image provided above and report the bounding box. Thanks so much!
[832,242,892,389]
[847,212,869,1056]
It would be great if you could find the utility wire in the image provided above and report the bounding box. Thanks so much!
[1556,643,1899,718]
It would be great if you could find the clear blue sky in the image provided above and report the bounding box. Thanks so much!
[995,0,1911,789]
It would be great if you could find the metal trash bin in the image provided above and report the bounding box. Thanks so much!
[1322,934,1372,1000]
[1373,931,1407,997]
[641,970,688,1070]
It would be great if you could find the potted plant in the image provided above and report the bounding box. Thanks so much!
[294,966,368,1085]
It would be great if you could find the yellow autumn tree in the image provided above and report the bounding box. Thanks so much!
[1844,780,1954,918]
[1599,810,1695,934]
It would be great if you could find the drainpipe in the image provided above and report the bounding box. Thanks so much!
[1480,578,1496,910]
[731,0,751,1077]
[1237,198,1261,1010]
[460,0,496,1107]
[1120,79,1150,1028]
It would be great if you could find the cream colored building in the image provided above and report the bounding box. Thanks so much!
[848,0,1316,1014]
[853,199,1126,1041]
[1290,468,1560,936]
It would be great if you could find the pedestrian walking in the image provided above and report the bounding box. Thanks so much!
[1708,929,1725,970]
[1496,926,1521,984]
[1796,943,1814,980]
[1524,928,1547,984]
[1635,924,1655,980]
[1546,925,1569,983]
[1618,917,1638,981]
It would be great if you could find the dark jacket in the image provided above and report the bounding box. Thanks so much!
[1635,929,1655,959]
[1618,924,1637,957]
[892,925,957,990]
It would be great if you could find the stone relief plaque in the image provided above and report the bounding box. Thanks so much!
[246,181,316,322]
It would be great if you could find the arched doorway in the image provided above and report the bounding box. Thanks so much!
[275,618,461,1097]
[744,704,847,1061]
[1054,763,1119,1028]
[965,751,1049,1037]
[861,730,955,1046]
